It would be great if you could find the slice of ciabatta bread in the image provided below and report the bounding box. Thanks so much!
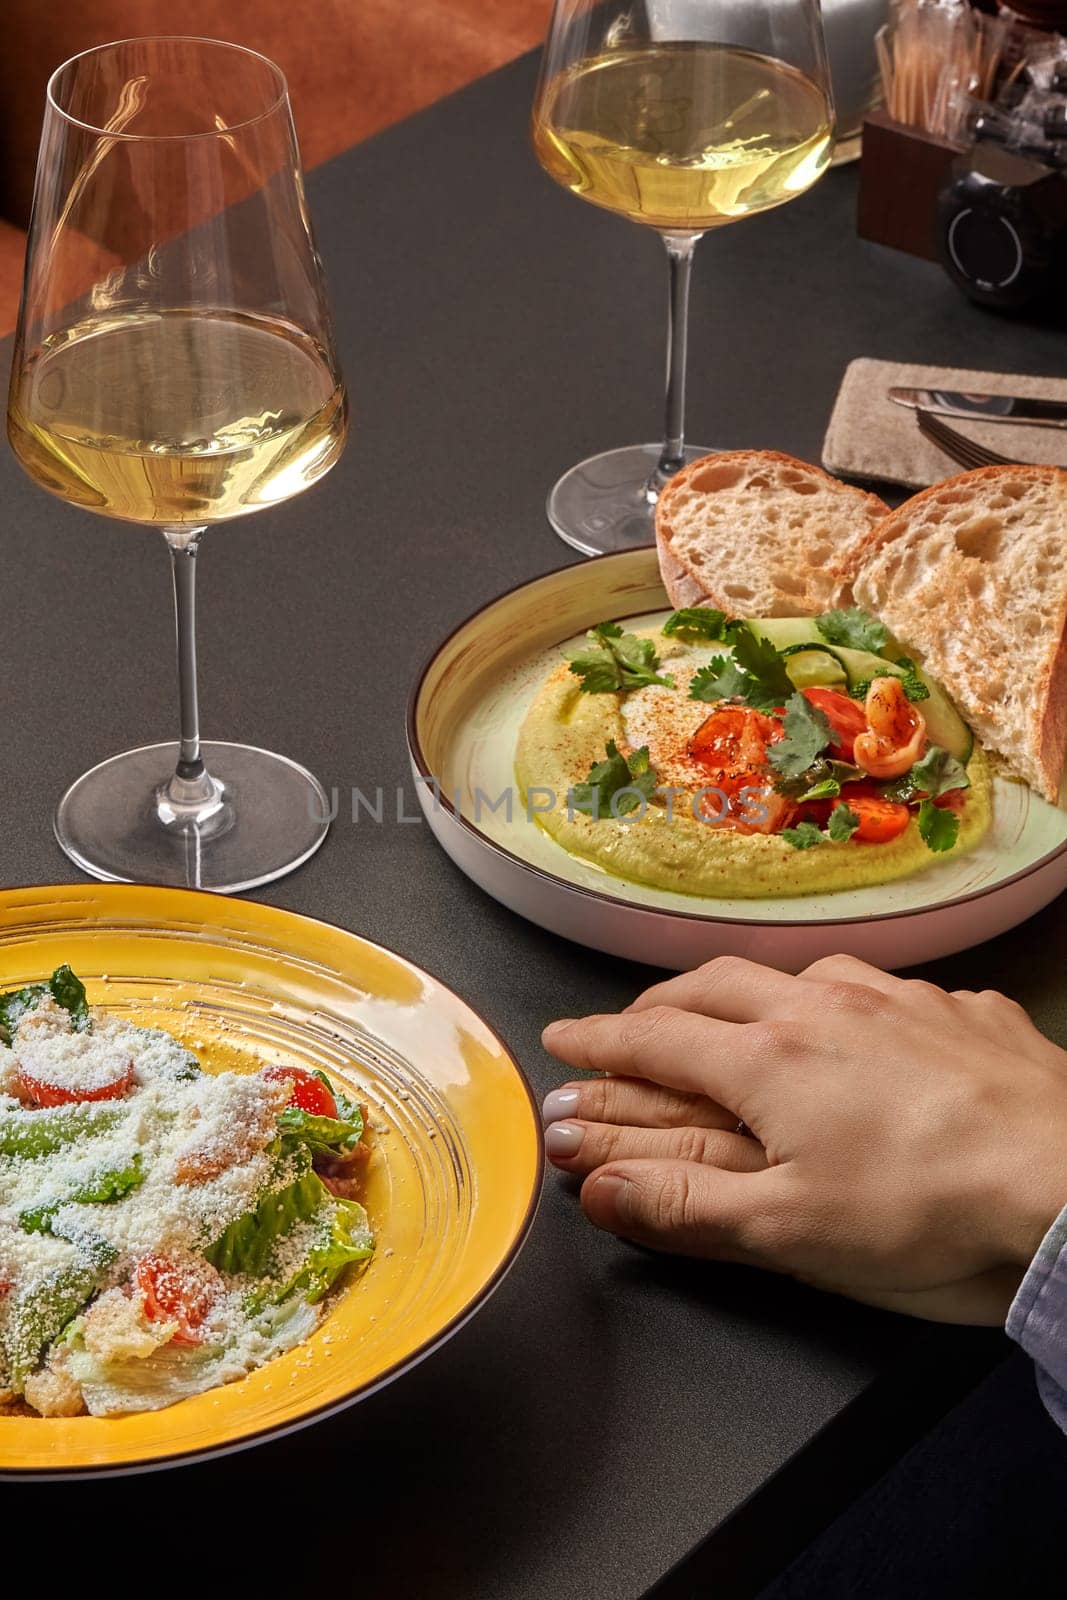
[853,465,1067,802]
[655,450,888,617]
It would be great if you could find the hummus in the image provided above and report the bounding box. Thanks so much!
[515,634,993,899]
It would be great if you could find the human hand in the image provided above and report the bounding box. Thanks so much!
[541,956,1067,1324]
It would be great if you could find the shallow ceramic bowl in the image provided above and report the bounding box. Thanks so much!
[407,548,1067,971]
[0,884,542,1477]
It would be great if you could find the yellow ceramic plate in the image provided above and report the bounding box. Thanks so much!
[0,884,542,1477]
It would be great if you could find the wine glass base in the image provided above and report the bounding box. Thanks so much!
[54,741,331,893]
[546,443,716,557]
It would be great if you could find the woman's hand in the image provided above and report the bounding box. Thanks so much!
[541,955,1067,1324]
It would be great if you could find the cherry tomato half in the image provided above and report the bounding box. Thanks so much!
[687,707,794,834]
[260,1064,338,1119]
[688,705,783,772]
[801,688,869,763]
[835,793,911,844]
[16,1061,135,1109]
[136,1256,218,1347]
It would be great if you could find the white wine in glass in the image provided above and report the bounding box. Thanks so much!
[532,4,834,554]
[10,311,344,524]
[8,38,347,891]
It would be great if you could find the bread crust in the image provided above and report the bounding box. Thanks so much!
[851,464,1066,563]
[655,449,888,617]
[657,541,707,609]
[853,464,1067,801]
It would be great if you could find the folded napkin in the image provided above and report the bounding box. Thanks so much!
[822,357,1067,490]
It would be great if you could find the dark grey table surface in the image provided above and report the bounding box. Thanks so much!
[4,48,1067,1598]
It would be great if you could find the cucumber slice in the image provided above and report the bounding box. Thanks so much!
[779,644,848,690]
[746,622,850,687]
[831,648,974,763]
[830,646,902,685]
[745,618,825,652]
[746,616,906,656]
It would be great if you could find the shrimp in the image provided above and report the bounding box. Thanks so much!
[853,677,926,780]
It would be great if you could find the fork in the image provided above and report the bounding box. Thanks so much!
[915,407,1021,470]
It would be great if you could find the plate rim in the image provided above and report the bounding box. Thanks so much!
[406,547,1067,930]
[0,881,545,1477]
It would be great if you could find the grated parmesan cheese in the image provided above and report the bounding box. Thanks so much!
[16,1029,134,1095]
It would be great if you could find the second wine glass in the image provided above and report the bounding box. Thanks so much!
[8,37,347,891]
[532,0,834,554]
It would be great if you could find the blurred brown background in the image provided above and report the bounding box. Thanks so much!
[0,0,553,334]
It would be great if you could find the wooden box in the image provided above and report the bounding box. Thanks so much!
[857,108,966,261]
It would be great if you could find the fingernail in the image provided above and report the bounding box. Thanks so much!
[545,1121,585,1161]
[542,1087,581,1125]
[542,1018,576,1044]
[590,1173,631,1229]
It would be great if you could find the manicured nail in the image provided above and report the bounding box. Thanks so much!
[545,1121,585,1161]
[590,1173,631,1229]
[542,1087,581,1125]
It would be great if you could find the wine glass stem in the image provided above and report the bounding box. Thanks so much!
[167,528,207,777]
[157,527,227,827]
[656,231,699,486]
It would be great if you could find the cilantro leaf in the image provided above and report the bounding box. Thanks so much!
[798,776,841,802]
[690,632,794,710]
[892,657,931,703]
[880,745,970,804]
[690,655,750,704]
[827,803,861,842]
[917,797,960,853]
[782,799,861,847]
[568,622,674,694]
[730,630,796,710]
[781,821,826,850]
[768,692,838,781]
[909,744,970,799]
[850,662,929,705]
[662,608,739,643]
[571,742,660,819]
[816,607,888,653]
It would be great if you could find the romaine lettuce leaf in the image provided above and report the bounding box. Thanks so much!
[204,1158,321,1277]
[276,1071,364,1157]
[0,964,89,1043]
[0,1101,123,1159]
[65,1298,319,1415]
[19,1154,144,1235]
[204,1142,374,1304]
[2,1238,117,1388]
[271,1194,374,1306]
[276,1104,364,1156]
[48,966,90,1030]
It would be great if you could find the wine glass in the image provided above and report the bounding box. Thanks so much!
[531,0,834,554]
[8,37,347,892]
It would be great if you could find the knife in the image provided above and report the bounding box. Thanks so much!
[888,387,1067,430]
